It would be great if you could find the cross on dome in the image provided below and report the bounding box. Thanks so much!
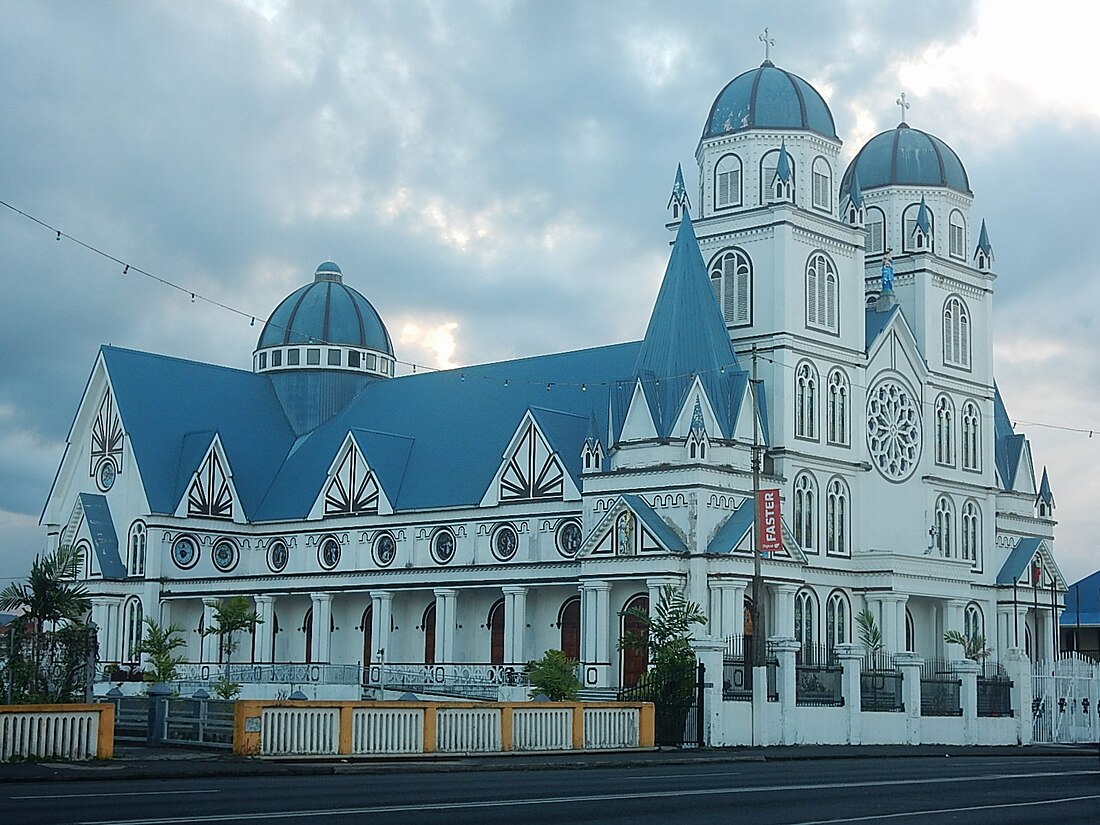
[896,91,910,125]
[759,27,775,64]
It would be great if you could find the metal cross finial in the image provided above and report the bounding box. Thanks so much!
[759,28,775,63]
[896,91,910,123]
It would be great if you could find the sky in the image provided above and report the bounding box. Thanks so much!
[0,0,1097,589]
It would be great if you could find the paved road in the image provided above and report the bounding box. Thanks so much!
[3,755,1098,824]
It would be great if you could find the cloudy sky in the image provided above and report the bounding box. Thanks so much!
[1,0,1097,588]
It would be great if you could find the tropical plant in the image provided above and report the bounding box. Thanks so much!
[943,630,992,661]
[855,609,882,653]
[0,545,89,629]
[526,648,581,701]
[133,618,188,683]
[202,596,261,663]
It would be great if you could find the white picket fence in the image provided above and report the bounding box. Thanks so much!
[352,707,424,754]
[1032,654,1100,744]
[1,709,101,761]
[261,707,338,756]
[583,707,640,749]
[436,708,502,752]
[512,707,572,751]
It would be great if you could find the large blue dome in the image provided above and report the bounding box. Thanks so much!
[703,62,838,141]
[257,262,393,354]
[841,123,971,197]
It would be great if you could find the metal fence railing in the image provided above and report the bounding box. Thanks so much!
[861,651,904,712]
[977,661,1013,718]
[795,644,843,707]
[920,659,962,717]
[722,636,777,702]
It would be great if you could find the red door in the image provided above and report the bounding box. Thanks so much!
[303,607,313,663]
[559,597,581,661]
[621,595,649,688]
[488,600,505,665]
[361,605,373,666]
[423,602,436,665]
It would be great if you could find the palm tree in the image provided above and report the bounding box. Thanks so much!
[0,544,89,630]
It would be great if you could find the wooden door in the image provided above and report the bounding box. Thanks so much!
[559,597,581,661]
[361,605,373,666]
[423,602,436,665]
[621,595,649,688]
[488,599,505,665]
[303,607,313,663]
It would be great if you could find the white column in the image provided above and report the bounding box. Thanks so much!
[772,584,798,639]
[996,605,1014,654]
[201,598,219,663]
[580,580,611,687]
[710,580,746,641]
[1039,608,1056,664]
[369,590,393,663]
[310,593,333,663]
[90,597,117,664]
[254,595,275,663]
[434,588,457,664]
[646,576,680,611]
[502,586,528,664]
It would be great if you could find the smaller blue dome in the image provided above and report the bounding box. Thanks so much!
[841,124,971,197]
[703,62,838,141]
[257,262,393,355]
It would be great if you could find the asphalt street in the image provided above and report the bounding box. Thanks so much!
[3,755,1099,825]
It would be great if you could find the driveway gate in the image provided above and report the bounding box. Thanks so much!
[1032,653,1100,744]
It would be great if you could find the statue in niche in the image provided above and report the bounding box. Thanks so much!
[615,511,634,555]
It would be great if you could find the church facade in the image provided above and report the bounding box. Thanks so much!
[41,59,1064,721]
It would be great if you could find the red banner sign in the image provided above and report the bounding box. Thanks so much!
[757,488,782,556]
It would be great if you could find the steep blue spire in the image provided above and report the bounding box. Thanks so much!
[915,195,931,234]
[775,140,792,183]
[584,410,601,449]
[1038,466,1054,507]
[975,219,993,256]
[671,163,687,200]
[633,212,739,382]
[847,167,864,208]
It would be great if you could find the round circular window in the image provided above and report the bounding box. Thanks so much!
[171,535,199,570]
[866,377,922,481]
[491,523,519,561]
[318,536,341,570]
[555,519,583,558]
[267,539,289,574]
[212,539,239,573]
[430,528,456,564]
[96,459,117,492]
[372,532,397,567]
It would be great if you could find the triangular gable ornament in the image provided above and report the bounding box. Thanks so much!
[577,495,684,558]
[176,434,244,523]
[309,432,390,519]
[481,410,579,507]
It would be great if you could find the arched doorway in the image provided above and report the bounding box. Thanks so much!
[559,597,580,661]
[303,607,313,663]
[422,602,436,664]
[620,594,649,688]
[361,605,373,666]
[488,599,505,665]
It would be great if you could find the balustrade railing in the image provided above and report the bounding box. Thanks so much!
[364,662,530,700]
[172,662,362,686]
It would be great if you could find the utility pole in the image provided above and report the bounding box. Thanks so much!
[750,344,767,667]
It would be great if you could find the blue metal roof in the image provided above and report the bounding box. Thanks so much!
[703,62,838,140]
[1062,570,1100,627]
[78,493,126,580]
[708,499,754,554]
[996,537,1042,585]
[1038,467,1054,506]
[865,304,899,350]
[975,219,993,256]
[993,384,1026,489]
[840,124,971,197]
[257,263,393,354]
[621,494,687,553]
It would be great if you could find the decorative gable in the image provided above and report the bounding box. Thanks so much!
[89,388,124,482]
[180,436,239,521]
[579,494,686,557]
[500,416,564,502]
[310,434,390,519]
[619,381,658,442]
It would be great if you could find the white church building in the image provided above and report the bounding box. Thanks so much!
[40,57,1066,744]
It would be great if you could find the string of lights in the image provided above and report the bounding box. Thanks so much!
[2,196,1094,439]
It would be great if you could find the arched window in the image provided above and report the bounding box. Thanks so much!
[825,476,849,556]
[795,362,818,440]
[949,210,967,259]
[826,591,850,651]
[422,602,436,665]
[558,597,581,662]
[303,607,313,664]
[708,248,752,327]
[935,395,955,466]
[961,500,981,567]
[127,522,146,577]
[78,540,96,579]
[714,153,742,209]
[865,207,886,256]
[826,369,849,446]
[793,472,818,552]
[795,589,818,654]
[487,599,505,665]
[905,609,915,652]
[121,597,143,665]
[620,595,649,688]
[812,157,832,211]
[805,252,838,333]
[964,603,984,640]
[935,495,955,558]
[361,605,374,666]
[760,149,795,203]
[903,202,934,253]
[943,296,971,368]
[961,401,981,471]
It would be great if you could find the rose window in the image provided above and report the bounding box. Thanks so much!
[866,379,921,481]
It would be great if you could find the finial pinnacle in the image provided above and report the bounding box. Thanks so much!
[759,27,775,64]
[896,91,910,125]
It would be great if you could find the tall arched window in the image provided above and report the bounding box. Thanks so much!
[949,210,967,259]
[714,153,742,209]
[793,472,818,552]
[122,596,143,665]
[806,252,838,333]
[826,591,850,651]
[812,157,832,211]
[935,495,955,558]
[961,401,981,471]
[795,362,819,440]
[794,589,818,652]
[964,603,984,639]
[961,500,981,567]
[558,597,581,662]
[825,476,849,556]
[935,395,955,466]
[943,296,971,368]
[708,248,752,327]
[127,522,146,577]
[865,207,886,256]
[826,368,849,446]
